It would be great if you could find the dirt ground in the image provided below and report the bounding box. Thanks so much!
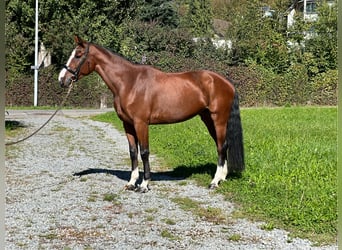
[4,109,337,249]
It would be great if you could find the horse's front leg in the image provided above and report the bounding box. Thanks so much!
[135,121,151,193]
[123,122,139,190]
[137,145,150,193]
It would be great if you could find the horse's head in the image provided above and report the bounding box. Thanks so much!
[58,35,93,87]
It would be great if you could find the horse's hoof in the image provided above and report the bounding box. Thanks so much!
[209,183,218,189]
[135,185,150,193]
[124,184,136,191]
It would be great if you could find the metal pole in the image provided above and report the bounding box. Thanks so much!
[33,0,39,106]
[303,0,307,16]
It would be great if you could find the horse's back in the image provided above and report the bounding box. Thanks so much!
[169,70,235,106]
[136,65,235,96]
[141,69,235,124]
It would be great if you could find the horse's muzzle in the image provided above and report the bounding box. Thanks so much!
[60,78,72,88]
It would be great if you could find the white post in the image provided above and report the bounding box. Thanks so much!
[303,0,307,16]
[33,0,39,106]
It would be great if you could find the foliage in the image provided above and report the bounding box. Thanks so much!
[225,65,265,106]
[227,0,289,72]
[185,0,213,37]
[211,0,232,19]
[228,61,337,106]
[5,0,141,71]
[138,0,180,28]
[287,1,337,78]
[222,0,337,106]
[303,2,337,75]
[5,66,111,108]
[5,0,35,74]
[309,69,338,106]
[117,20,195,62]
[5,0,337,107]
[93,107,337,244]
[116,20,231,74]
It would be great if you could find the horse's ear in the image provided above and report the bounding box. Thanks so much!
[74,35,85,47]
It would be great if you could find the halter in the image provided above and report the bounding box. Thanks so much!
[63,43,90,82]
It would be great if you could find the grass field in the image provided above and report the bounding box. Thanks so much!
[93,106,337,245]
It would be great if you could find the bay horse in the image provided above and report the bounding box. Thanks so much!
[59,35,244,193]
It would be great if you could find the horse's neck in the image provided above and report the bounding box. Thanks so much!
[93,46,134,94]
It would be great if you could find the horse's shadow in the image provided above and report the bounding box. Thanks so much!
[72,167,194,182]
[5,120,27,130]
[73,163,241,182]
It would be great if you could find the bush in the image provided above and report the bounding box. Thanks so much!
[226,65,264,107]
[282,63,310,105]
[5,66,112,108]
[230,62,287,106]
[308,69,337,106]
[5,25,337,108]
[5,74,34,106]
[225,62,337,107]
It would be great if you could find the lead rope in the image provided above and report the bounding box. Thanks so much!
[5,83,74,146]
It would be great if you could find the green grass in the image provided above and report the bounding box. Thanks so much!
[92,107,337,244]
[229,107,337,244]
[171,196,226,224]
[228,233,242,241]
[160,229,179,241]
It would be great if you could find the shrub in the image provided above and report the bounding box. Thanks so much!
[5,66,112,108]
[308,69,338,106]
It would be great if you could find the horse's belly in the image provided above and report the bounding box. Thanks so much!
[149,98,205,124]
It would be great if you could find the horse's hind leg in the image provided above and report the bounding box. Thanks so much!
[200,110,228,189]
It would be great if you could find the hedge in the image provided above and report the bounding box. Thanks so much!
[5,59,337,108]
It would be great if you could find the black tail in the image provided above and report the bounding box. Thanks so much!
[226,91,245,173]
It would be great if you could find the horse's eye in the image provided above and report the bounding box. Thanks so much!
[75,50,83,58]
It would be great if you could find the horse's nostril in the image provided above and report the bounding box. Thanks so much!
[59,78,70,88]
[59,79,66,87]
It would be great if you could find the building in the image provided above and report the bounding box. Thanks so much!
[287,0,335,28]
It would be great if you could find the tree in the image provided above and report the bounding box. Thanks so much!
[227,0,289,72]
[303,1,337,75]
[186,0,213,37]
[286,1,337,77]
[40,0,142,66]
[138,0,180,28]
[5,0,142,73]
[5,0,35,75]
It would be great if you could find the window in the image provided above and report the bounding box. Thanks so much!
[305,1,317,14]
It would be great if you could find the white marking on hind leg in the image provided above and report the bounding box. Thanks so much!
[139,179,150,192]
[210,162,228,188]
[127,167,139,187]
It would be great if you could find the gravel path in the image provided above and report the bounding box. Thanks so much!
[5,110,337,250]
